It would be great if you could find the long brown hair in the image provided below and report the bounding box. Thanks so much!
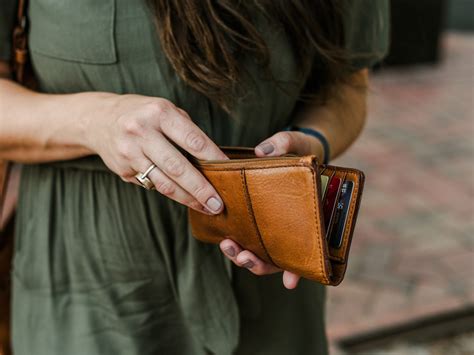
[147,0,347,110]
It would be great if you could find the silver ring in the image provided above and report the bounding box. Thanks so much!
[135,164,156,190]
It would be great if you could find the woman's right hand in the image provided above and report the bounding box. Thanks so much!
[83,93,228,214]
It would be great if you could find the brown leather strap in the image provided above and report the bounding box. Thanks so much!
[17,0,27,21]
[12,0,28,83]
[0,164,20,234]
[0,163,11,232]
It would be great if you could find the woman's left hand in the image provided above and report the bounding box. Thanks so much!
[219,130,325,289]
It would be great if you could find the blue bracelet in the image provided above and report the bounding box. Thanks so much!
[284,125,331,164]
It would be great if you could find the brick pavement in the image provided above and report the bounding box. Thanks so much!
[326,32,474,346]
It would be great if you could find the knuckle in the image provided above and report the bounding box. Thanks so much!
[163,156,185,177]
[177,108,191,120]
[277,132,293,151]
[147,99,174,120]
[185,131,206,152]
[117,166,134,180]
[187,200,203,211]
[122,119,144,136]
[116,141,135,160]
[191,183,212,201]
[250,268,265,276]
[155,180,175,196]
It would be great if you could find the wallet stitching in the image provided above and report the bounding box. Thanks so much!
[196,162,362,177]
[240,169,277,267]
[195,163,310,171]
[309,167,330,284]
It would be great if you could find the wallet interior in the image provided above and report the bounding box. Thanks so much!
[319,166,364,266]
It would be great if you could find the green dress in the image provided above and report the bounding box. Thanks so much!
[0,1,388,354]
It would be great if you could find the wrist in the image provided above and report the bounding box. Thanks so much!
[68,92,116,152]
[284,126,330,164]
[305,134,325,163]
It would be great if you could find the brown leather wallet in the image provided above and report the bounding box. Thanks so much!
[188,147,364,286]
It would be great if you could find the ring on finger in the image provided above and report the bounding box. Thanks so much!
[135,163,157,190]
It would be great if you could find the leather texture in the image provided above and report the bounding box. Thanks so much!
[188,147,365,286]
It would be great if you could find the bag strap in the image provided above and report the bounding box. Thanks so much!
[0,0,29,232]
[0,163,11,229]
[12,0,29,83]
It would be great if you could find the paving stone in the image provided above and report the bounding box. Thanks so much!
[327,33,474,344]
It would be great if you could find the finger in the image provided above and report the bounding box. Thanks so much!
[219,239,244,262]
[146,162,212,214]
[157,105,228,160]
[142,134,225,214]
[235,250,281,275]
[220,239,280,274]
[127,160,211,214]
[283,271,301,289]
[255,131,315,157]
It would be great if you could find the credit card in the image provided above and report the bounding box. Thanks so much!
[320,175,329,198]
[328,181,354,249]
[323,176,341,234]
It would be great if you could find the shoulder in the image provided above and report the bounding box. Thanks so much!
[344,0,390,69]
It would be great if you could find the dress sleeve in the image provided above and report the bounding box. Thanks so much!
[0,0,18,61]
[344,0,390,69]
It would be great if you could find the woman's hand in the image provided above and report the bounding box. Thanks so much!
[83,93,228,214]
[0,80,227,213]
[219,130,324,289]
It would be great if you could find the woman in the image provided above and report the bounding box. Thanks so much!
[0,0,388,354]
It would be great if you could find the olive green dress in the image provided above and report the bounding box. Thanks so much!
[0,1,388,354]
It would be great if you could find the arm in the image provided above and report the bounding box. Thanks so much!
[254,69,368,161]
[291,69,368,160]
[220,69,369,289]
[0,61,93,162]
[0,60,228,215]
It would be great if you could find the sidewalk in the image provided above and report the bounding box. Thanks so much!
[326,32,474,345]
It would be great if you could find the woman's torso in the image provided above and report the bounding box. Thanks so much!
[29,0,308,151]
[11,1,329,355]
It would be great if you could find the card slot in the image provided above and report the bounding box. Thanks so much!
[320,168,336,202]
[318,167,327,200]
[327,172,347,245]
[328,170,363,263]
[328,174,354,249]
[324,171,347,240]
[326,168,336,179]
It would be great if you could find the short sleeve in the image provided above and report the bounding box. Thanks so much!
[344,0,390,69]
[0,0,18,61]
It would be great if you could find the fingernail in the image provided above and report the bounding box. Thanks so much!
[223,247,235,257]
[206,197,222,213]
[256,142,274,155]
[242,260,254,269]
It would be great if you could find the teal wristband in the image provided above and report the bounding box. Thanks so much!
[284,125,330,164]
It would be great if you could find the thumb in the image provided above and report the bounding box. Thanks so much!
[255,131,312,157]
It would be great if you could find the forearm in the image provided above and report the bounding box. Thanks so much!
[293,69,368,161]
[0,78,97,163]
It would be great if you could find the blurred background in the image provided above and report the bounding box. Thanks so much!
[328,0,474,354]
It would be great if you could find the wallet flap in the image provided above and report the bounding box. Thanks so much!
[188,168,274,263]
[243,163,332,282]
[189,154,333,284]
